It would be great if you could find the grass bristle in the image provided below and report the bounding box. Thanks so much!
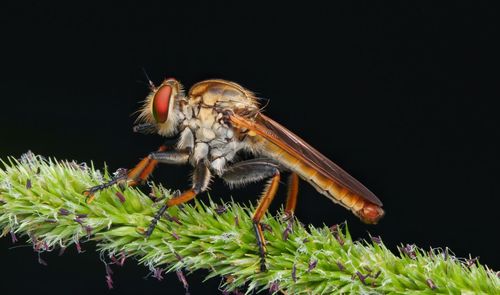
[0,153,499,294]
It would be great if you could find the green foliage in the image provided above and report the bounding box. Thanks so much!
[0,153,499,294]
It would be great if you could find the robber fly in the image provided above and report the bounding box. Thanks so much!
[84,78,384,271]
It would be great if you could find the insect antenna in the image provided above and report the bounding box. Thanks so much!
[258,97,270,112]
[140,67,157,91]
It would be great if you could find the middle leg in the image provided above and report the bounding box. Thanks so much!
[145,162,211,237]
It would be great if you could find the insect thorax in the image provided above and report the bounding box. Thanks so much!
[175,80,261,175]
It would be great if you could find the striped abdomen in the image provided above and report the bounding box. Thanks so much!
[259,140,384,224]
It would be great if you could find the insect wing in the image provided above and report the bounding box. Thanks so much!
[229,113,383,206]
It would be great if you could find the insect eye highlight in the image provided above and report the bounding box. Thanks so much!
[152,85,172,123]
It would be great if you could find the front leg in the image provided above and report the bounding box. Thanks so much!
[83,146,189,202]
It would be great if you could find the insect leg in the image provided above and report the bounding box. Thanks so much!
[83,145,189,202]
[125,145,170,187]
[221,158,281,187]
[145,162,211,237]
[221,159,281,272]
[284,173,299,219]
[125,137,186,186]
[128,148,190,186]
[252,171,280,272]
[132,122,158,134]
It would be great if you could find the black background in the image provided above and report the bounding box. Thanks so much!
[0,2,498,294]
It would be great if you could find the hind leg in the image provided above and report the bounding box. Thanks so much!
[222,158,282,272]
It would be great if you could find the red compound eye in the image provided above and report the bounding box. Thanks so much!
[152,85,172,123]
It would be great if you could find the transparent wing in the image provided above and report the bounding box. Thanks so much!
[229,113,383,206]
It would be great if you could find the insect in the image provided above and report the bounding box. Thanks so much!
[84,78,384,271]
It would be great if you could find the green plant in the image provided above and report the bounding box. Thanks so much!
[0,153,498,294]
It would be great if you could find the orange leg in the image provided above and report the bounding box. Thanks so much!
[284,173,299,219]
[145,163,210,237]
[126,145,167,186]
[220,159,283,272]
[252,171,280,272]
[83,145,189,203]
[167,189,197,206]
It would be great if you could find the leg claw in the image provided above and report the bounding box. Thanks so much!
[259,261,267,272]
[281,211,294,221]
[83,187,100,203]
[85,194,96,204]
